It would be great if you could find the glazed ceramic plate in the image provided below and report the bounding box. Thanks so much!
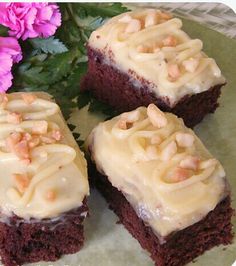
[26,9,236,266]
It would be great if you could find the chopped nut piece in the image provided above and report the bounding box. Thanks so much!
[28,136,40,148]
[121,110,140,123]
[161,141,177,161]
[51,130,62,141]
[151,134,162,145]
[147,104,167,128]
[118,14,132,23]
[45,189,57,201]
[14,140,30,160]
[32,121,48,135]
[22,132,32,141]
[117,118,129,130]
[6,132,34,161]
[6,132,22,151]
[176,132,194,147]
[7,112,22,124]
[125,19,141,33]
[118,110,140,130]
[183,58,199,73]
[0,93,8,108]
[21,93,37,105]
[162,35,177,47]
[172,167,191,182]
[145,10,158,28]
[180,156,199,170]
[199,159,217,169]
[167,64,181,80]
[13,173,30,193]
[6,131,40,154]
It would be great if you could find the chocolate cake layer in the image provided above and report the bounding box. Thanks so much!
[0,200,88,266]
[81,47,224,128]
[89,163,234,266]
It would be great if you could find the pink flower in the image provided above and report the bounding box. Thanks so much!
[0,37,22,92]
[0,3,61,40]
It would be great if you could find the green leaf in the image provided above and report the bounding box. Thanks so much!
[73,132,81,139]
[64,62,88,99]
[88,97,119,118]
[19,67,51,86]
[77,90,91,109]
[56,20,82,46]
[53,93,77,120]
[88,17,105,30]
[68,124,76,131]
[0,25,8,36]
[43,48,81,84]
[30,37,68,54]
[77,139,84,148]
[72,132,84,148]
[75,3,129,17]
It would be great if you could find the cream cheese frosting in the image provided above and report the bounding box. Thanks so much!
[0,92,89,220]
[87,105,227,238]
[88,9,226,107]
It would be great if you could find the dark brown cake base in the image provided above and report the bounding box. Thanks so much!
[81,47,225,128]
[0,200,88,266]
[89,163,234,266]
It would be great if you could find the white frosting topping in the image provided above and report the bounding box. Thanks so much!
[88,9,226,107]
[87,105,227,238]
[0,92,89,219]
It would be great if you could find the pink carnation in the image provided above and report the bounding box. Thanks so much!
[0,37,22,92]
[0,3,61,40]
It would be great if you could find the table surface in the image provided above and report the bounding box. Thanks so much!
[133,2,236,38]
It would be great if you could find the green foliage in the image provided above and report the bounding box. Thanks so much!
[10,3,129,144]
[74,3,129,18]
[68,124,76,131]
[0,25,8,36]
[30,37,68,54]
[88,97,119,118]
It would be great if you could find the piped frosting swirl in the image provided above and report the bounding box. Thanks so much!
[87,105,227,238]
[89,9,226,107]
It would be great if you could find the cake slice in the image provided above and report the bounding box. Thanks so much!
[86,104,233,266]
[81,9,226,127]
[0,92,89,266]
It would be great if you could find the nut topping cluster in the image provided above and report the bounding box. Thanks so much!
[117,104,218,183]
[0,93,64,200]
[118,10,200,81]
[118,9,172,34]
[6,128,63,163]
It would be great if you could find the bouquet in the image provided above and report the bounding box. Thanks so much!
[0,2,128,127]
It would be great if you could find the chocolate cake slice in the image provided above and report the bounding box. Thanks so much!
[0,202,88,266]
[86,104,234,266]
[0,92,89,266]
[81,9,226,127]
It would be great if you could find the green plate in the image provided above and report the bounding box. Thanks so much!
[27,13,236,266]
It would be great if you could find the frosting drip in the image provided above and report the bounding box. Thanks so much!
[88,9,226,106]
[0,92,89,219]
[88,105,227,237]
